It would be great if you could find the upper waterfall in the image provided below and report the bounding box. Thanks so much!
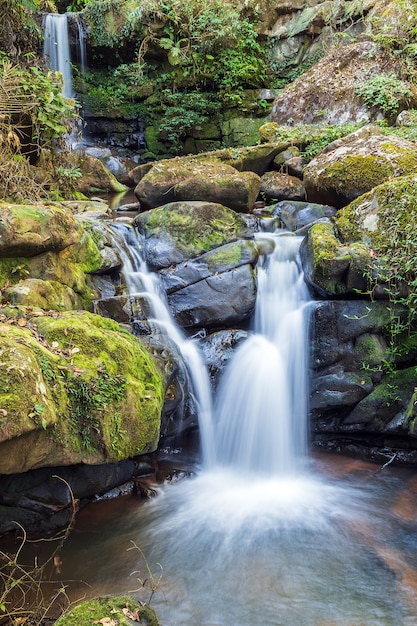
[43,13,74,99]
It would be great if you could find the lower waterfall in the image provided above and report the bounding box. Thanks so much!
[59,224,415,626]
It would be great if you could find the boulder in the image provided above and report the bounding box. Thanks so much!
[303,126,417,207]
[134,157,239,209]
[55,596,159,626]
[300,222,371,296]
[75,153,128,194]
[0,310,164,474]
[174,169,260,213]
[167,263,257,329]
[0,202,81,258]
[273,200,336,232]
[199,329,249,387]
[134,201,253,270]
[4,279,84,310]
[260,171,306,201]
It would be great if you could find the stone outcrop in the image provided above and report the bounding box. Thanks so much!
[271,41,417,126]
[303,126,417,207]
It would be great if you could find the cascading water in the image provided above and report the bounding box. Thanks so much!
[213,232,310,474]
[59,223,417,625]
[42,14,74,99]
[101,221,215,461]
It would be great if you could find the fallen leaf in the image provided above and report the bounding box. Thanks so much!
[17,318,27,326]
[70,347,80,354]
[52,341,59,349]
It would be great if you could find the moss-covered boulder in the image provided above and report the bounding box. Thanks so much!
[260,171,306,201]
[134,201,253,270]
[300,222,371,295]
[75,153,127,194]
[134,157,236,209]
[0,202,81,258]
[174,169,260,213]
[0,309,164,474]
[303,126,417,207]
[55,595,158,626]
[336,174,417,248]
[3,278,84,311]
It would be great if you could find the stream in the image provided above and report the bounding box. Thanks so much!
[53,230,417,625]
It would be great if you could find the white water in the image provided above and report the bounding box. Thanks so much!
[104,222,215,460]
[43,14,74,99]
[59,224,417,625]
[214,233,310,474]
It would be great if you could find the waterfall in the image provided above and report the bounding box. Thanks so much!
[213,232,311,475]
[101,222,215,460]
[43,14,74,100]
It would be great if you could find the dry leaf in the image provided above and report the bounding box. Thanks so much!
[52,341,59,349]
[70,347,80,354]
[0,409,7,416]
[17,318,27,326]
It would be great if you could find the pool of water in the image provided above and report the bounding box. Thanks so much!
[50,454,417,626]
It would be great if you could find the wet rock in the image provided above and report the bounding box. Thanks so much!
[199,329,249,386]
[134,201,253,270]
[273,199,336,232]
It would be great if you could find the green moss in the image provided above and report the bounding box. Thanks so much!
[319,155,394,197]
[205,242,245,270]
[0,257,29,288]
[55,595,158,626]
[139,201,249,257]
[0,311,164,472]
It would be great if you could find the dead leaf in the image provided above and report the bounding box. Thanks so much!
[17,318,27,326]
[0,409,7,417]
[52,341,59,349]
[64,328,68,336]
[70,347,80,354]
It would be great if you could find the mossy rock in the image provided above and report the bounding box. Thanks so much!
[301,222,371,296]
[4,278,84,311]
[134,156,234,209]
[75,154,127,194]
[174,170,260,212]
[134,201,253,270]
[55,595,159,626]
[0,310,164,473]
[303,127,417,207]
[0,202,81,258]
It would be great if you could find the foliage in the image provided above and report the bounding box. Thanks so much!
[0,54,79,200]
[355,73,414,120]
[368,0,417,80]
[79,67,147,117]
[82,0,145,48]
[0,0,43,57]
[158,91,220,144]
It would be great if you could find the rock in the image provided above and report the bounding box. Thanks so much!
[167,263,257,329]
[199,329,249,386]
[273,200,336,232]
[75,153,127,194]
[4,278,84,310]
[174,169,261,213]
[0,310,164,474]
[260,171,306,201]
[134,201,253,270]
[310,300,394,419]
[134,156,239,209]
[0,202,81,258]
[303,126,417,207]
[336,173,417,249]
[300,222,371,296]
[271,41,417,126]
[159,240,259,294]
[134,146,286,210]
